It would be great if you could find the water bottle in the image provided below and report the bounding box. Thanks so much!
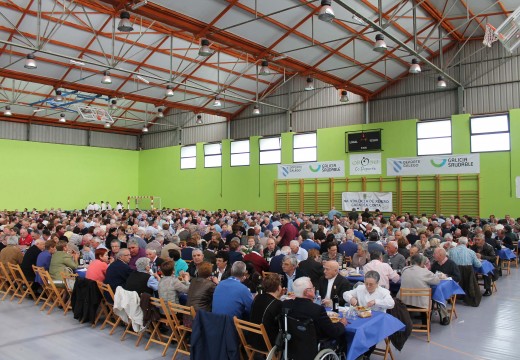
[314,290,322,305]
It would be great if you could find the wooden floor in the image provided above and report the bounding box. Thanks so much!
[1,264,518,360]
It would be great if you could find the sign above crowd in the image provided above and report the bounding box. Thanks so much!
[387,154,480,176]
[342,192,393,212]
[277,161,345,179]
[349,153,382,175]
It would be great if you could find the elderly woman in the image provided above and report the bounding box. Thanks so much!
[351,242,370,268]
[397,236,410,258]
[186,262,216,312]
[158,260,190,304]
[343,270,395,312]
[124,257,160,295]
[49,240,79,285]
[85,248,111,282]
[0,235,23,265]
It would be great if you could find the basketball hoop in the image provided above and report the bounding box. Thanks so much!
[483,23,499,47]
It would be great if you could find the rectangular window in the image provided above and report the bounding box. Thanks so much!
[293,132,317,163]
[259,137,281,164]
[470,114,510,152]
[416,120,452,155]
[230,140,250,166]
[204,142,222,168]
[180,145,196,169]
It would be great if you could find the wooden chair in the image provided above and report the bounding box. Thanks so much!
[234,316,274,360]
[38,269,67,315]
[96,282,122,334]
[61,271,78,315]
[32,266,51,306]
[501,259,511,275]
[262,271,279,278]
[8,263,38,303]
[372,338,394,360]
[400,288,432,342]
[144,297,178,356]
[0,262,16,301]
[168,302,196,360]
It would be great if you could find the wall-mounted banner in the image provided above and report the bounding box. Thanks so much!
[342,192,393,212]
[278,161,345,179]
[350,153,382,175]
[387,154,480,176]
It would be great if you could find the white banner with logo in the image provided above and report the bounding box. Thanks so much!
[387,154,480,176]
[342,192,393,212]
[278,161,345,179]
[349,153,382,175]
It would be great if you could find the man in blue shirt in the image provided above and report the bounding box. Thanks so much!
[212,261,253,319]
[300,230,320,251]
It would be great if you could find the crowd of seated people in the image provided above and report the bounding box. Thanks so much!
[0,206,518,358]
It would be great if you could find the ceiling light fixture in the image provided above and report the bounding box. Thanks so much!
[436,76,447,89]
[135,75,149,84]
[409,58,421,74]
[373,34,387,53]
[157,108,164,118]
[339,90,349,103]
[54,90,64,103]
[213,96,222,107]
[142,126,149,133]
[24,54,37,69]
[199,39,212,57]
[104,123,111,128]
[59,113,66,123]
[318,0,335,22]
[110,99,118,110]
[101,70,112,84]
[259,60,270,76]
[253,105,260,115]
[165,85,174,97]
[131,0,148,10]
[117,11,134,32]
[196,114,203,124]
[4,105,12,116]
[304,77,314,91]
[69,59,85,66]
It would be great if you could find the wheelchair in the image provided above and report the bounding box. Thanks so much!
[266,308,342,360]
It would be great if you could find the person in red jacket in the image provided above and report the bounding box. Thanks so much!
[243,244,269,274]
[276,214,298,247]
[19,228,33,247]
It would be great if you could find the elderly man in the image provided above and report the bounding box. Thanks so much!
[127,239,147,270]
[298,249,324,289]
[18,228,33,248]
[318,261,352,308]
[300,230,320,251]
[212,261,253,319]
[382,241,406,272]
[187,249,205,277]
[243,244,269,274]
[399,254,440,324]
[145,248,164,274]
[104,248,133,292]
[0,236,23,265]
[20,238,45,284]
[409,245,430,270]
[124,257,160,295]
[321,242,343,264]
[363,251,400,290]
[280,255,306,293]
[338,231,358,258]
[35,240,56,285]
[470,234,496,296]
[289,240,308,262]
[431,248,460,282]
[263,238,280,262]
[282,277,346,358]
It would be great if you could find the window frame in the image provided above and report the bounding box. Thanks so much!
[416,119,452,156]
[203,142,222,168]
[293,132,317,163]
[470,114,511,153]
[230,139,250,167]
[180,145,197,170]
[259,136,282,165]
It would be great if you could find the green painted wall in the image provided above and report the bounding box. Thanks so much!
[139,109,520,216]
[0,140,138,210]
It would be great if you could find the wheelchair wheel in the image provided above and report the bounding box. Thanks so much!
[314,348,340,360]
[266,345,280,360]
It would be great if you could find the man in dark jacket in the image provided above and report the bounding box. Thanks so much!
[318,261,352,307]
[104,248,133,292]
[20,239,44,285]
[280,255,306,292]
[298,249,324,289]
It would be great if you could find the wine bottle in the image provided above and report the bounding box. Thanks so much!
[332,285,339,313]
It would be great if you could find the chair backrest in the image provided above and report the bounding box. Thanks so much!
[262,271,279,278]
[61,272,78,294]
[168,301,196,329]
[233,316,272,355]
[7,263,22,281]
[0,262,13,282]
[399,287,432,309]
[97,281,116,304]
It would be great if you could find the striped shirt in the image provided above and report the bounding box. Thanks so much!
[448,245,481,268]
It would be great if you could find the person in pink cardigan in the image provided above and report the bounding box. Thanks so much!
[86,248,111,282]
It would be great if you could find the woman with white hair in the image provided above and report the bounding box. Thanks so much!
[124,257,160,295]
[0,236,23,265]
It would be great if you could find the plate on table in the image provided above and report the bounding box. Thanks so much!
[326,311,340,323]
